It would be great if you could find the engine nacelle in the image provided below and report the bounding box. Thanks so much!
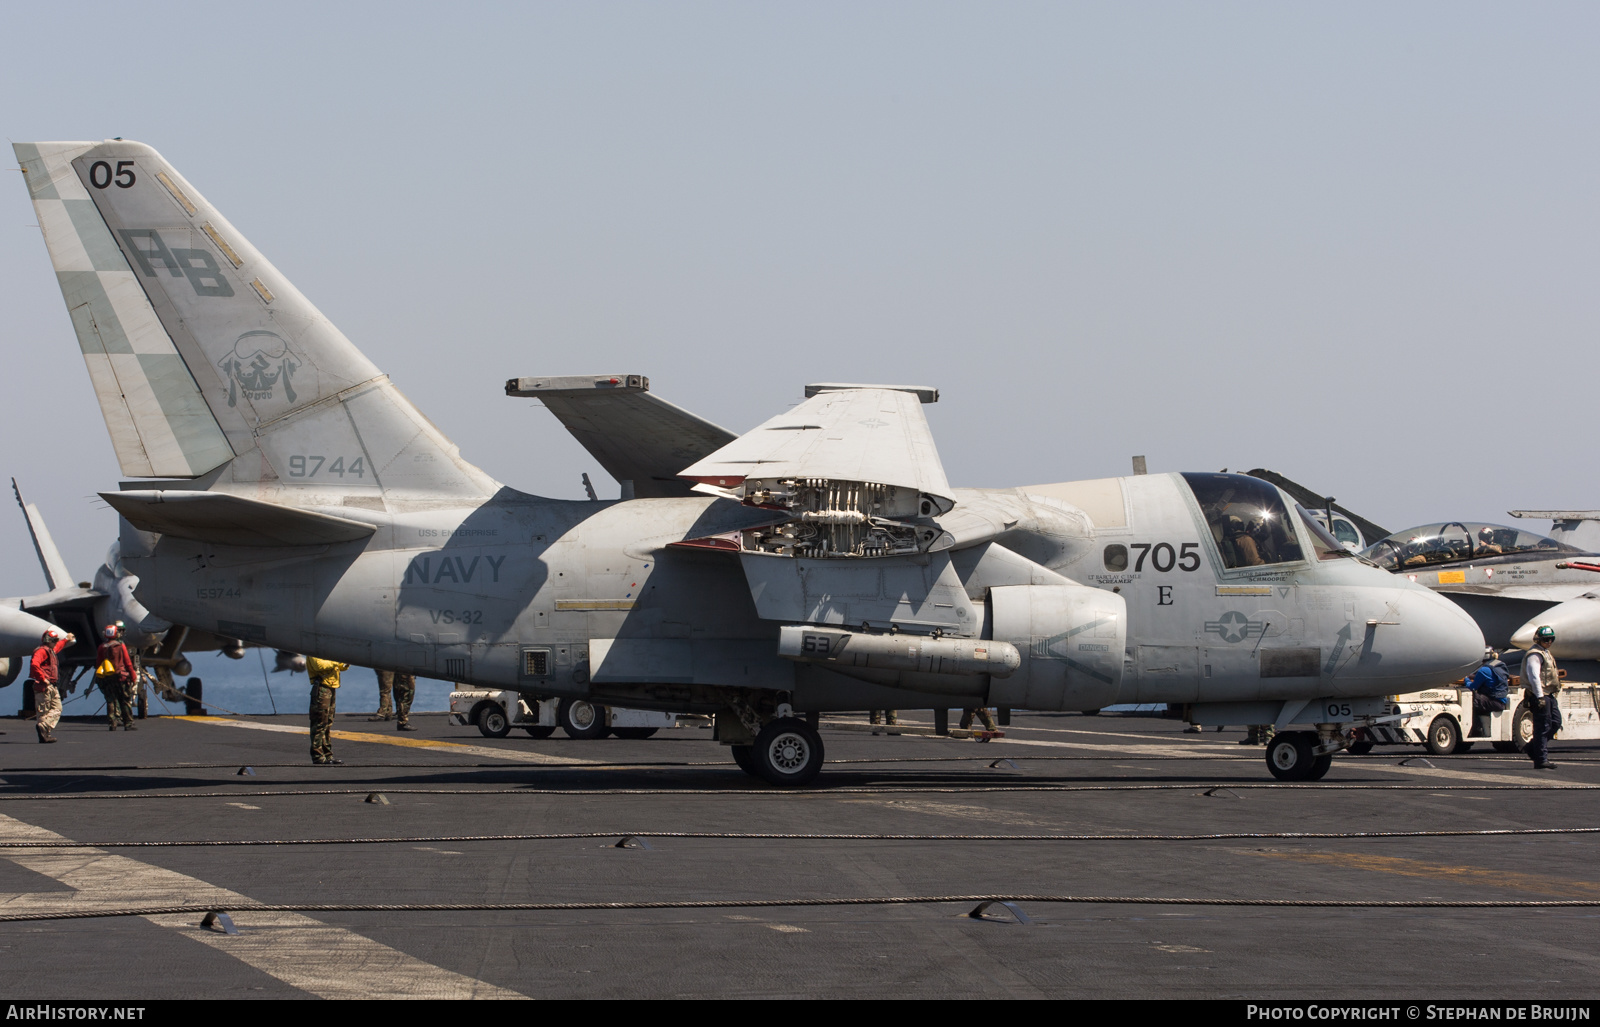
[0,658,18,689]
[987,584,1127,712]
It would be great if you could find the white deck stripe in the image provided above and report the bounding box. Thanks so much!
[0,813,523,999]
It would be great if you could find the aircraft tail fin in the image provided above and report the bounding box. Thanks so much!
[11,480,75,591]
[1244,468,1390,545]
[1510,510,1600,552]
[15,140,493,499]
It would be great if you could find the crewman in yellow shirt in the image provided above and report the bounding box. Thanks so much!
[305,656,350,765]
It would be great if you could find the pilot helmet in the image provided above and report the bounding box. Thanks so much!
[1535,625,1556,642]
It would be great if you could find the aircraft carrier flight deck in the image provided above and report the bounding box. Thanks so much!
[2,709,1597,1000]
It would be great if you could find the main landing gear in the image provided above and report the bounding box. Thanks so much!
[724,709,826,787]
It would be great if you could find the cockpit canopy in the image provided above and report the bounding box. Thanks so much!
[1182,472,1347,568]
[1360,522,1580,571]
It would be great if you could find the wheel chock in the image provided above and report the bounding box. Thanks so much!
[966,900,1033,925]
[613,835,653,850]
[365,792,390,804]
[200,911,239,935]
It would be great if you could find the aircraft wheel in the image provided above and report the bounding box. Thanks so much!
[476,703,511,739]
[1347,740,1375,755]
[1307,752,1334,780]
[522,725,555,739]
[1265,731,1316,782]
[751,717,825,787]
[558,699,609,740]
[611,727,659,740]
[1425,715,1461,756]
[1081,709,1102,716]
[729,745,758,776]
[1512,704,1534,752]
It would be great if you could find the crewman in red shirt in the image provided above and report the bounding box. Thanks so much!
[29,629,74,743]
[94,624,138,731]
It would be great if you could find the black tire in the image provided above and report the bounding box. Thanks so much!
[1512,703,1534,752]
[1456,741,1475,753]
[1347,740,1375,755]
[610,726,659,740]
[1082,709,1102,716]
[1491,741,1520,753]
[476,703,511,738]
[1266,731,1316,781]
[1425,715,1461,756]
[750,718,825,787]
[522,725,555,739]
[1307,752,1334,780]
[558,698,609,740]
[729,745,757,776]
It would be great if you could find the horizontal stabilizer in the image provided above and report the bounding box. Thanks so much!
[680,386,951,503]
[506,374,736,499]
[102,491,375,547]
[1510,510,1600,520]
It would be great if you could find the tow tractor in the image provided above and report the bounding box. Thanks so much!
[449,689,679,740]
[1351,670,1600,756]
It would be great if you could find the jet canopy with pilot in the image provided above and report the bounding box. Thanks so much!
[1360,523,1579,572]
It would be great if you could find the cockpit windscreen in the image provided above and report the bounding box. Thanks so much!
[1181,472,1305,568]
[1359,522,1579,571]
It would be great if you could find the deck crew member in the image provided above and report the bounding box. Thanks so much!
[369,669,396,722]
[29,629,74,744]
[1464,647,1510,737]
[1522,626,1561,770]
[94,624,137,731]
[392,672,416,731]
[306,656,351,765]
[959,707,999,733]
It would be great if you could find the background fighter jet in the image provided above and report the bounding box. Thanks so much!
[1239,470,1600,672]
[14,139,1482,784]
[2,480,302,700]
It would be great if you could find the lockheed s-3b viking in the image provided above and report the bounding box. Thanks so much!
[14,139,1483,784]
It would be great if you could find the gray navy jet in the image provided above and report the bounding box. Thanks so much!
[13,139,1483,783]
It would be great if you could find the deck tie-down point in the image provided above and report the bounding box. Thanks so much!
[1399,757,1435,768]
[988,759,1019,770]
[613,835,653,850]
[966,900,1033,925]
[1203,786,1242,798]
[236,767,255,776]
[365,793,390,805]
[200,911,238,935]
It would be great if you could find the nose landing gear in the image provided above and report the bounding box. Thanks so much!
[1265,731,1334,782]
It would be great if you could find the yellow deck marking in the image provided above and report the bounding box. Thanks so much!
[171,715,596,765]
[1253,850,1600,899]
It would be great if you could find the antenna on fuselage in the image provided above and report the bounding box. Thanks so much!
[1132,456,1147,476]
[581,473,598,501]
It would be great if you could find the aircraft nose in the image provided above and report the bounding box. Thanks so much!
[1512,596,1600,659]
[0,605,57,656]
[1346,589,1483,692]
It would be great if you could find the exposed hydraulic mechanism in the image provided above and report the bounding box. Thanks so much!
[737,478,951,559]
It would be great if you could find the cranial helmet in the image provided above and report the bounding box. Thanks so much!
[103,624,119,640]
[1536,625,1556,641]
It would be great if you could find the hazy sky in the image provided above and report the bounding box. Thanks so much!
[2,2,1597,589]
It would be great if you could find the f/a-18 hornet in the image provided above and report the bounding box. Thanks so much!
[14,139,1482,784]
